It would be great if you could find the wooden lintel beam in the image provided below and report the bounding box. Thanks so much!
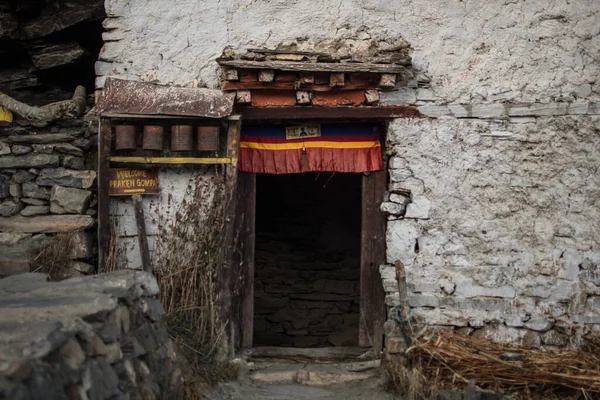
[108,156,232,165]
[217,58,407,73]
[237,106,421,120]
[223,81,388,92]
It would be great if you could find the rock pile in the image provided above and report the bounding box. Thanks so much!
[0,120,97,277]
[0,270,181,400]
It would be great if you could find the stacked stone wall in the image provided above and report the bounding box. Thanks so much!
[0,270,180,400]
[0,119,98,277]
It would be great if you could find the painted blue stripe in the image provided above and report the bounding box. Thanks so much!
[241,124,380,138]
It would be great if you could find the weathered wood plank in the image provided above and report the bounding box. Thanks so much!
[359,170,387,351]
[132,194,151,272]
[246,346,369,361]
[95,77,235,118]
[238,106,421,120]
[223,81,380,92]
[217,59,406,73]
[97,117,111,273]
[234,172,256,349]
[0,215,95,233]
[218,115,242,358]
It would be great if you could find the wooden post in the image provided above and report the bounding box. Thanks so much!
[218,115,242,358]
[97,117,112,273]
[359,170,387,351]
[238,172,256,349]
[132,194,151,272]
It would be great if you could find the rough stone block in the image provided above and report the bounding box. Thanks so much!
[9,183,22,198]
[0,175,9,199]
[11,145,32,155]
[0,154,59,169]
[50,186,92,214]
[404,195,431,219]
[22,182,50,199]
[68,231,94,259]
[0,199,23,217]
[53,143,83,156]
[0,141,10,155]
[12,170,35,184]
[455,280,516,299]
[380,201,405,215]
[61,156,85,170]
[386,219,419,264]
[20,205,50,216]
[36,168,96,189]
[408,294,440,307]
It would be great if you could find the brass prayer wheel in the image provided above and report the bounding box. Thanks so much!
[114,125,136,150]
[142,125,164,150]
[171,125,193,151]
[197,126,219,151]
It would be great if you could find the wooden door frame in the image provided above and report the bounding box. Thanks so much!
[233,123,388,352]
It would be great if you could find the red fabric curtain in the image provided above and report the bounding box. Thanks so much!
[239,125,383,174]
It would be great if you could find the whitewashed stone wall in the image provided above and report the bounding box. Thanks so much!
[99,0,600,103]
[382,115,600,345]
[99,0,600,344]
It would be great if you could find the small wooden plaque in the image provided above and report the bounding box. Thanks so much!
[109,169,159,196]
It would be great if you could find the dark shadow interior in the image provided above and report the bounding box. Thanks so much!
[253,172,362,348]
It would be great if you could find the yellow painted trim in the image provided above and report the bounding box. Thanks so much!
[108,157,232,165]
[240,141,381,150]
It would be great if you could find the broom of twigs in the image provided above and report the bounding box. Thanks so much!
[407,331,600,399]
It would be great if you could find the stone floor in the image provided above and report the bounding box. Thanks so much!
[202,361,395,400]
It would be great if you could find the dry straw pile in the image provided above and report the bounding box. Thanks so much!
[388,331,600,399]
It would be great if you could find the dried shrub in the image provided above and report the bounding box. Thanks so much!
[383,355,431,400]
[31,232,76,281]
[153,172,238,388]
[104,219,120,273]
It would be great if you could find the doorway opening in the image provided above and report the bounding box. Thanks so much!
[253,172,362,348]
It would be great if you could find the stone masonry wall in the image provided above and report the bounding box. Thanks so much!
[0,270,180,400]
[254,237,360,348]
[0,119,98,278]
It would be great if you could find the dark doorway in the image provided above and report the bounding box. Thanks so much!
[253,172,362,348]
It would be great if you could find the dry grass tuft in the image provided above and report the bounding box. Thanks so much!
[383,355,431,400]
[153,173,237,390]
[31,232,77,281]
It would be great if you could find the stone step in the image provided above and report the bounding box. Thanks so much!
[250,361,378,387]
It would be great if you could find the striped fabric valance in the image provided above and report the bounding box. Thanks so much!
[239,124,383,174]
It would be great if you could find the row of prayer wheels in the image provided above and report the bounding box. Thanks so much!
[114,125,220,151]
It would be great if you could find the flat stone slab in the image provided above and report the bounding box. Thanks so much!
[0,214,95,232]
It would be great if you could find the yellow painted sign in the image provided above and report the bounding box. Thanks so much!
[109,169,159,196]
